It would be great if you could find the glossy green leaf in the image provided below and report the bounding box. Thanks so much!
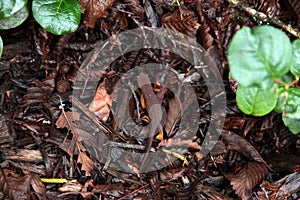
[236,85,277,116]
[277,87,300,118]
[228,26,293,89]
[283,117,300,134]
[0,4,29,30]
[0,36,3,59]
[32,0,81,35]
[0,0,27,19]
[274,86,286,113]
[291,39,300,77]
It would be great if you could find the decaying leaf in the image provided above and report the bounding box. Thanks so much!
[56,111,81,129]
[80,0,116,28]
[258,171,300,199]
[162,6,200,37]
[88,80,112,122]
[78,152,94,175]
[0,169,31,200]
[221,131,268,166]
[18,70,60,120]
[55,111,93,176]
[227,161,268,200]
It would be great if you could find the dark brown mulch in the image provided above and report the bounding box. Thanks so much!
[1,0,300,199]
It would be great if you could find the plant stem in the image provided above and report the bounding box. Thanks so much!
[227,0,300,38]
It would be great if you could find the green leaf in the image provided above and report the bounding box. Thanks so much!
[32,0,81,35]
[0,4,29,30]
[228,26,293,89]
[291,39,300,77]
[0,0,27,19]
[236,84,277,116]
[282,117,300,134]
[277,87,300,118]
[0,36,3,60]
[274,86,286,113]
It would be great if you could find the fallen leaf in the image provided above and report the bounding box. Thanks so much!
[56,111,93,176]
[224,117,245,130]
[0,169,31,200]
[226,161,268,200]
[56,111,81,129]
[88,80,112,122]
[221,131,269,167]
[162,6,200,37]
[80,0,116,28]
[77,152,94,176]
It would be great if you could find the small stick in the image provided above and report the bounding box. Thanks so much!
[227,0,300,38]
[69,95,125,141]
[118,183,150,200]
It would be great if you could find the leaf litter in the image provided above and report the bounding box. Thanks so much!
[0,0,300,199]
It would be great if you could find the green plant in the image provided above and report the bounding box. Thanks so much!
[0,35,2,59]
[0,0,81,35]
[228,25,300,134]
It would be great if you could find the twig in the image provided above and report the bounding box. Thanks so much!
[106,141,155,151]
[137,73,163,173]
[227,0,300,38]
[118,183,150,200]
[69,95,125,141]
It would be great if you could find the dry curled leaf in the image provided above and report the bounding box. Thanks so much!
[227,161,268,200]
[0,169,31,200]
[56,111,82,156]
[56,111,94,176]
[56,111,81,129]
[88,80,112,122]
[78,151,94,176]
[80,0,116,28]
[221,131,268,167]
[162,6,200,37]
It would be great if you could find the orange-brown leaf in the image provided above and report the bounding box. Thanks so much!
[56,111,81,129]
[227,162,268,200]
[80,0,116,28]
[89,81,112,122]
[78,152,94,176]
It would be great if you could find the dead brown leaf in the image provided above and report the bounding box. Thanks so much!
[56,111,81,129]
[55,111,93,176]
[226,162,268,200]
[77,152,94,176]
[224,117,245,130]
[80,0,117,28]
[88,80,112,122]
[0,169,31,200]
[162,6,200,37]
[221,131,269,167]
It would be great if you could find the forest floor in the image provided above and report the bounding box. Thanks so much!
[0,0,300,199]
